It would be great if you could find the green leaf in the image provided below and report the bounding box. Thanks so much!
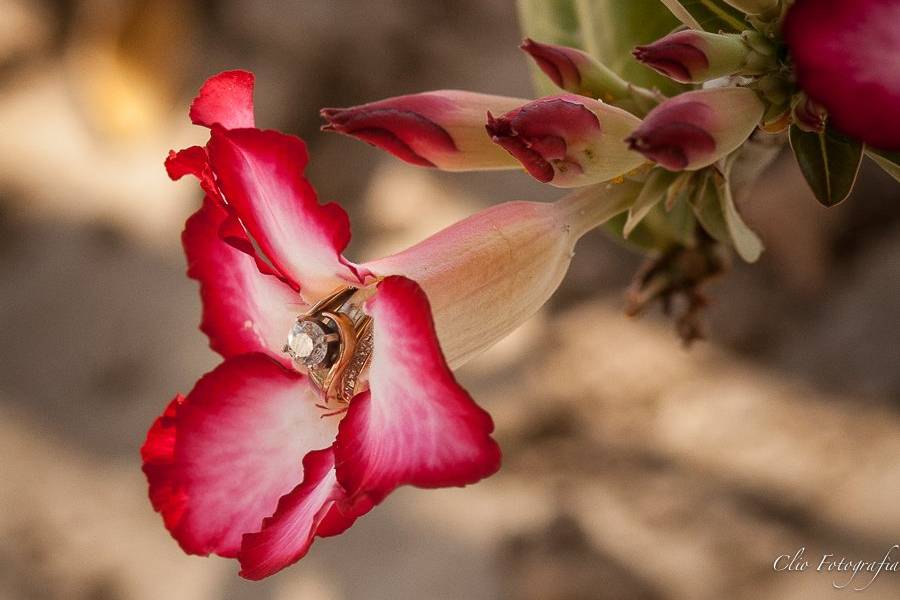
[866,148,900,183]
[518,0,683,95]
[517,0,581,46]
[789,125,863,207]
[658,0,748,32]
[575,0,683,94]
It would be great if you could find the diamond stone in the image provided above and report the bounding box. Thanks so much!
[287,320,328,367]
[340,330,373,401]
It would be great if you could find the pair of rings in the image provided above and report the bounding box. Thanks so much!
[283,286,373,405]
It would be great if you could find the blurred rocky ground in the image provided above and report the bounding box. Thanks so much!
[0,1,898,599]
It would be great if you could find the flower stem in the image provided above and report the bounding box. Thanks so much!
[554,176,645,239]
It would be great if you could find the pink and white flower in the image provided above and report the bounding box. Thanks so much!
[148,71,638,579]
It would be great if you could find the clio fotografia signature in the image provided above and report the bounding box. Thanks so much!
[773,545,899,591]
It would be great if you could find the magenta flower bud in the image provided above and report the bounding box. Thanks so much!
[633,30,768,84]
[626,87,764,171]
[485,94,645,187]
[784,0,900,150]
[321,91,527,170]
[791,93,827,133]
[520,38,631,101]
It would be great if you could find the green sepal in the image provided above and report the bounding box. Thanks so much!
[689,168,763,262]
[624,169,679,237]
[716,168,763,262]
[604,212,659,252]
[789,124,864,207]
[604,203,696,253]
[658,0,748,33]
[690,171,731,244]
[657,191,698,247]
[605,183,698,253]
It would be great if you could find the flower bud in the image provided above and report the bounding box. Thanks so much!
[791,92,827,133]
[321,91,527,170]
[722,0,778,15]
[485,94,645,187]
[633,30,772,84]
[626,87,764,171]
[520,38,631,102]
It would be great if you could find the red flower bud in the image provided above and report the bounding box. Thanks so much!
[634,31,764,84]
[321,91,527,170]
[520,38,630,101]
[626,88,764,171]
[784,0,900,150]
[485,95,644,187]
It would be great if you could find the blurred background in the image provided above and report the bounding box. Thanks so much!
[1,1,898,599]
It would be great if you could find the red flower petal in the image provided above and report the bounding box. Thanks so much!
[141,394,187,532]
[239,448,363,580]
[315,497,374,535]
[165,146,208,181]
[189,70,256,130]
[143,355,340,557]
[183,197,300,364]
[216,210,292,282]
[165,146,222,202]
[333,276,501,509]
[784,0,900,150]
[206,126,364,299]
